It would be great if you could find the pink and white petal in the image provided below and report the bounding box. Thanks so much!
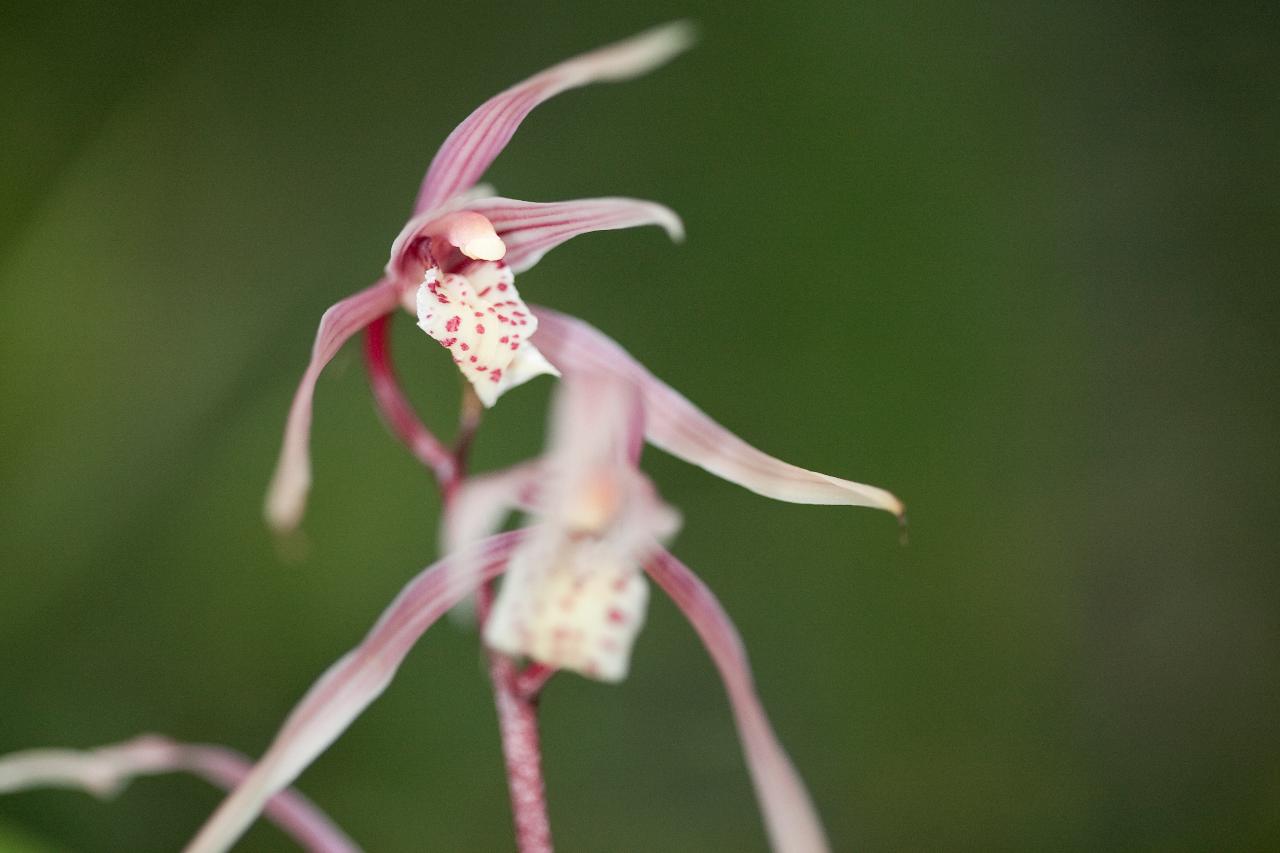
[414,21,695,214]
[415,262,558,407]
[466,196,684,274]
[531,307,906,517]
[265,278,402,533]
[645,549,829,853]
[0,736,358,853]
[185,530,526,853]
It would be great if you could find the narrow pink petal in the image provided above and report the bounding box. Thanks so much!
[0,736,358,853]
[265,278,401,533]
[466,196,684,274]
[413,21,695,214]
[532,307,906,517]
[645,549,829,853]
[184,530,525,853]
[441,462,541,556]
[439,461,541,624]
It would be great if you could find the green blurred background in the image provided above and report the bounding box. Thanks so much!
[2,0,1277,850]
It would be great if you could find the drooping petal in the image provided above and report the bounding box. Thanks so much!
[415,261,559,407]
[467,196,684,274]
[414,21,695,214]
[185,530,526,853]
[645,549,829,853]
[0,736,358,853]
[532,307,906,517]
[265,279,402,533]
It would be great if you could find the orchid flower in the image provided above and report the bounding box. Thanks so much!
[1,22,904,853]
[188,361,887,851]
[438,333,905,851]
[0,735,357,852]
[482,374,681,682]
[265,22,692,533]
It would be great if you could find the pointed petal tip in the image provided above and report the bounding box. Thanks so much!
[598,20,698,82]
[649,201,685,243]
[264,468,308,535]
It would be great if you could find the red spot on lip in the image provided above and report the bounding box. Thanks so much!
[497,282,509,291]
[490,369,503,382]
[475,324,486,334]
[607,608,627,624]
[445,316,460,333]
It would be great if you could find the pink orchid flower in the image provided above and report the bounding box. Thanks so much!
[182,22,903,853]
[265,22,692,533]
[183,355,900,851]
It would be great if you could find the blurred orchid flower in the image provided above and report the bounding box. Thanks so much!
[483,374,681,682]
[0,735,357,853]
[440,356,903,851]
[189,365,874,852]
[265,23,691,533]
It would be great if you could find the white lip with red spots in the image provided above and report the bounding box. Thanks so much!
[415,260,559,407]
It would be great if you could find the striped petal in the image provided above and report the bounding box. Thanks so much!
[532,307,906,518]
[646,549,829,853]
[414,21,694,214]
[468,196,684,274]
[265,279,402,533]
[0,736,357,853]
[185,530,525,853]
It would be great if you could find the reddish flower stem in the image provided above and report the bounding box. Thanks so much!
[363,316,555,853]
[362,314,457,489]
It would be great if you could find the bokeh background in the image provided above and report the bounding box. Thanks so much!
[2,1,1277,850]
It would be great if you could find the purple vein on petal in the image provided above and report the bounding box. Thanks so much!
[646,549,830,853]
[185,529,527,853]
[467,197,684,274]
[531,307,906,517]
[0,735,359,853]
[413,21,695,214]
[265,278,402,533]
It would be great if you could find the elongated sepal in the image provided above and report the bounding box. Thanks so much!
[647,549,830,853]
[532,307,905,517]
[265,279,402,533]
[414,22,694,213]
